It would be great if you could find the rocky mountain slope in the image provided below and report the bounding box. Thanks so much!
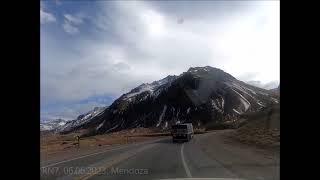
[231,103,280,147]
[59,66,279,135]
[60,107,107,132]
[41,107,107,132]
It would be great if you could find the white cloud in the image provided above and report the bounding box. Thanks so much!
[91,0,279,83]
[62,14,84,34]
[63,21,79,34]
[246,80,279,90]
[40,9,56,24]
[42,1,280,119]
[41,100,107,121]
[44,0,280,103]
[140,10,166,38]
[64,14,84,25]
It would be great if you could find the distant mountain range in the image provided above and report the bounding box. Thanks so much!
[246,80,279,90]
[40,107,107,132]
[41,66,279,136]
[40,119,68,131]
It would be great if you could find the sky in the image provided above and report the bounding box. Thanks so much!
[41,0,280,121]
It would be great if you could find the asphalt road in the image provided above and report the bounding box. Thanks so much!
[40,131,279,180]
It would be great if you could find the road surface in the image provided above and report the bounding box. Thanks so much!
[40,130,279,180]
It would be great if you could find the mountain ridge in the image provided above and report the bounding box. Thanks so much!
[55,66,279,136]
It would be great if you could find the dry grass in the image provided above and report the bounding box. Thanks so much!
[40,128,162,155]
[229,104,280,147]
[234,125,280,147]
[40,127,209,156]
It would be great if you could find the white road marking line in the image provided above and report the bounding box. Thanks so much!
[78,143,158,180]
[180,143,192,178]
[159,178,245,180]
[41,146,129,168]
[41,138,167,168]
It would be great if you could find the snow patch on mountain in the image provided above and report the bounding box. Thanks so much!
[231,88,251,111]
[233,109,241,114]
[40,124,52,131]
[156,105,167,127]
[221,98,225,108]
[257,101,266,107]
[187,107,191,114]
[123,76,177,101]
[211,99,223,113]
[271,97,279,103]
[59,106,107,133]
[96,120,105,130]
[124,84,154,99]
[74,107,106,126]
[105,124,119,133]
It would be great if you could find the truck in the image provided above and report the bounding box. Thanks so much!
[171,123,194,142]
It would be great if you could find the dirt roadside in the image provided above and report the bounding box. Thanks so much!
[40,128,165,164]
[196,130,279,180]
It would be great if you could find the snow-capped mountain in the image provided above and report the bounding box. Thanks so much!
[40,119,69,131]
[122,75,177,102]
[41,107,108,132]
[60,106,107,133]
[59,66,279,135]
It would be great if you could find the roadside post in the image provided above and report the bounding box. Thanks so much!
[76,135,80,149]
[266,106,273,131]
